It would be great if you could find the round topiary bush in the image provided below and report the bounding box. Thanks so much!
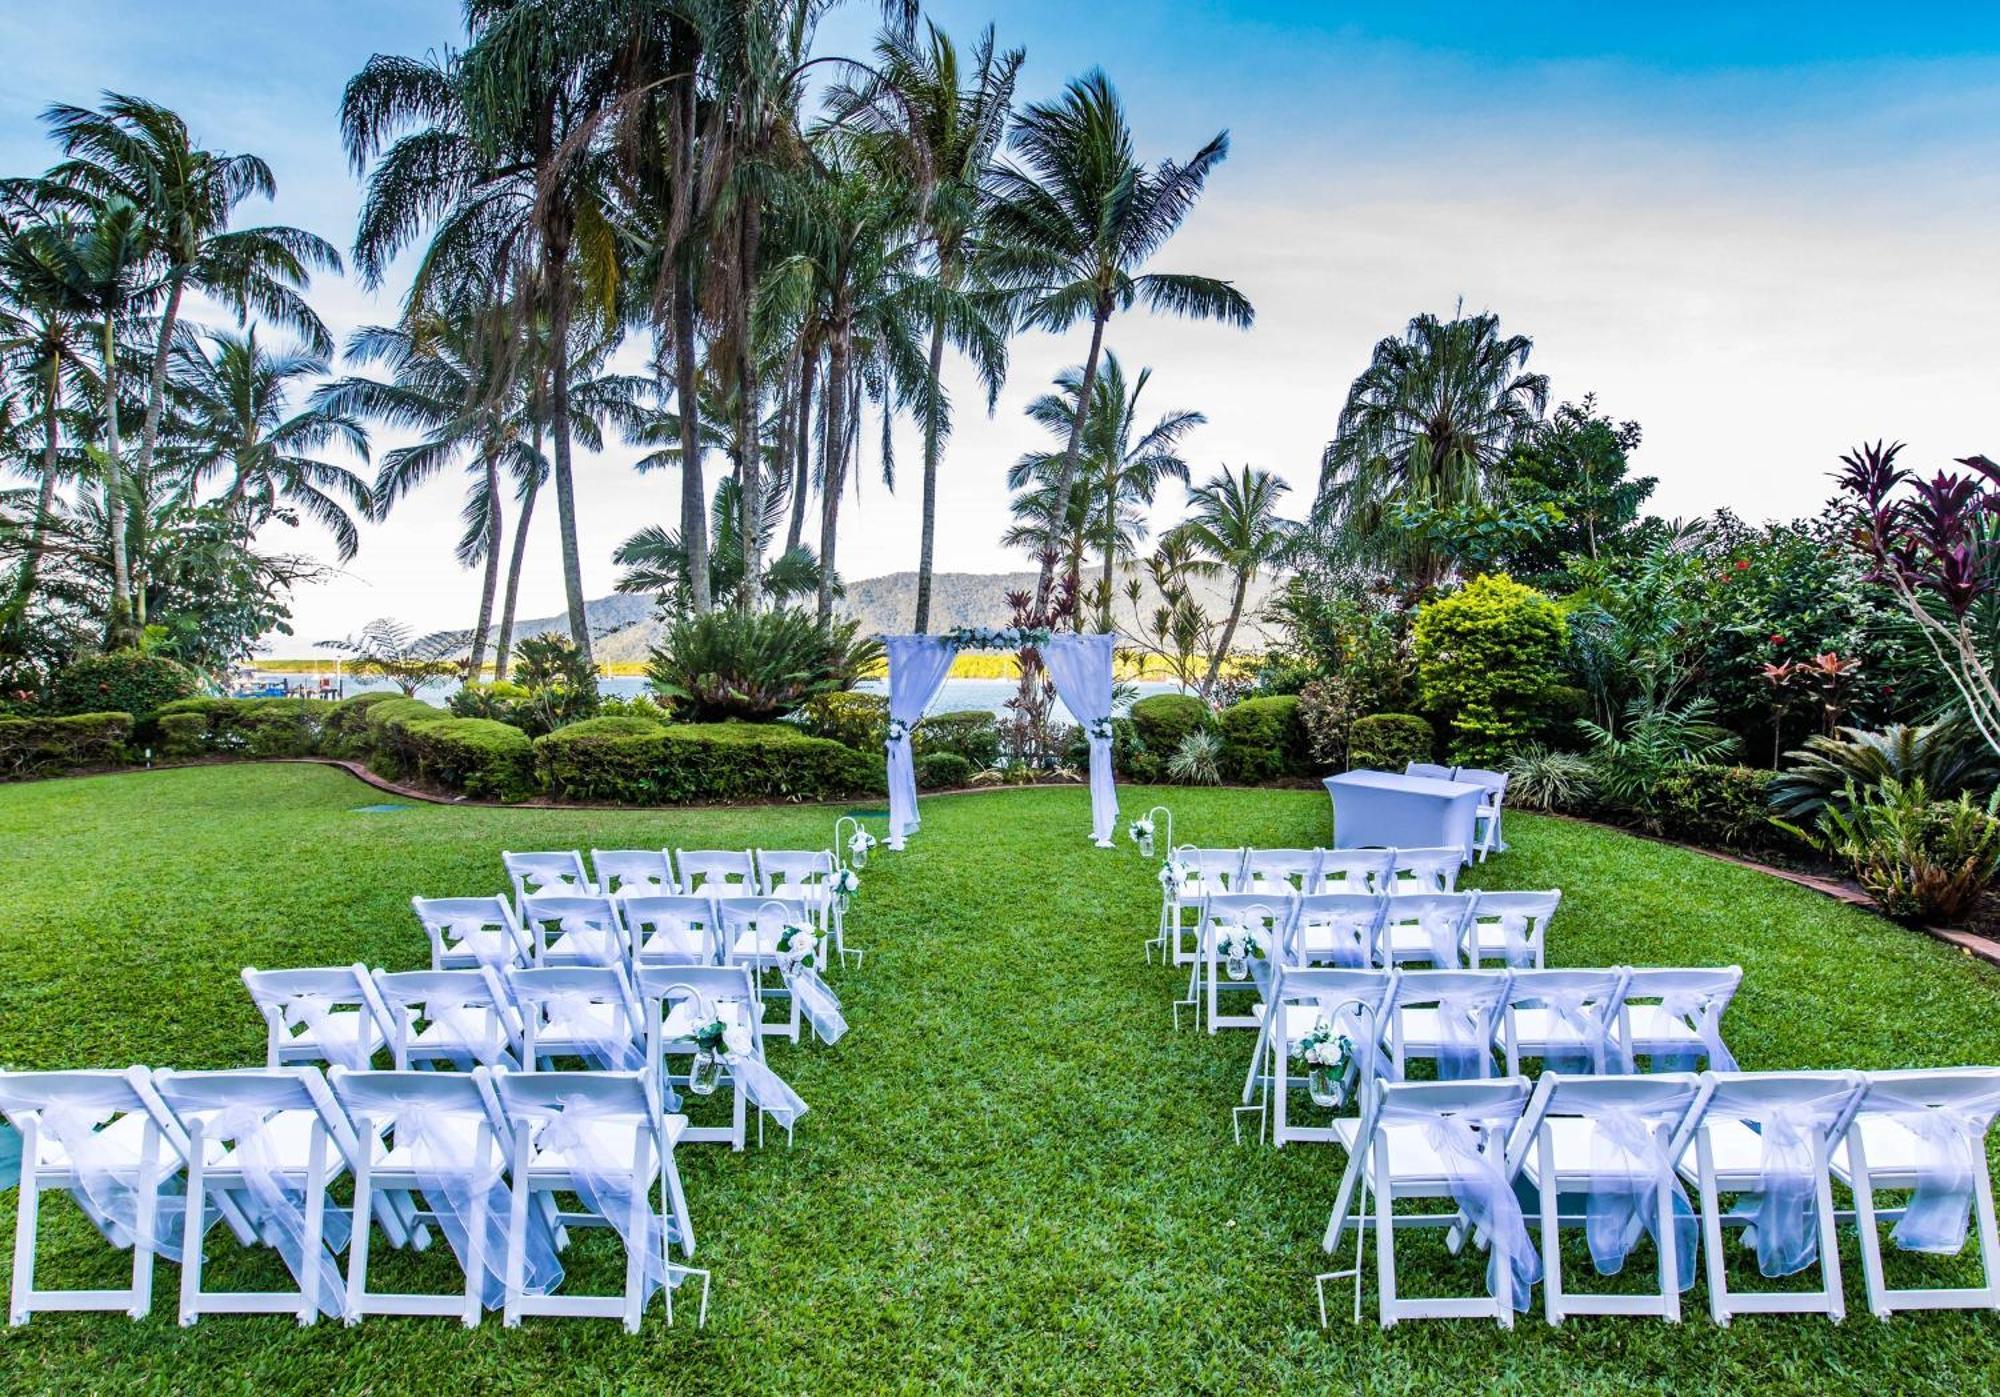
[915,751,976,790]
[795,691,889,750]
[1130,693,1210,759]
[1217,695,1311,783]
[1412,573,1569,766]
[49,651,198,724]
[1347,713,1434,771]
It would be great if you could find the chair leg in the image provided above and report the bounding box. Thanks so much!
[179,1121,207,1328]
[131,1123,160,1321]
[1973,1148,2000,1310]
[300,1129,327,1325]
[10,1124,37,1325]
[1847,1130,1890,1319]
[505,1128,532,1328]
[345,1144,373,1325]
[1814,1137,1844,1322]
[1373,1137,1398,1327]
[1696,1132,1730,1326]
[1658,1163,1682,1324]
[463,1170,487,1329]
[1539,1134,1562,1326]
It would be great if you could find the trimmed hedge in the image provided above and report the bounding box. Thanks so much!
[1347,713,1434,771]
[0,711,133,779]
[1649,763,1792,852]
[1217,695,1311,782]
[153,697,331,758]
[406,717,537,802]
[48,652,198,724]
[321,692,403,758]
[536,719,884,805]
[1130,694,1210,759]
[1064,716,1156,782]
[1412,574,1569,765]
[916,710,1000,769]
[795,691,888,751]
[915,751,976,790]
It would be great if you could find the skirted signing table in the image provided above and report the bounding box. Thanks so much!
[1322,769,1484,860]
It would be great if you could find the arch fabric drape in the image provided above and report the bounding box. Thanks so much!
[883,635,960,849]
[1043,633,1120,847]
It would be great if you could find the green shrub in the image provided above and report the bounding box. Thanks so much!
[0,711,134,778]
[915,751,976,790]
[156,712,209,758]
[535,719,883,805]
[1130,694,1210,759]
[321,692,402,758]
[405,717,537,801]
[646,607,881,722]
[594,693,672,725]
[1807,778,2000,924]
[1296,677,1361,768]
[794,691,888,750]
[1771,717,2000,824]
[1503,744,1598,813]
[152,696,331,758]
[1217,695,1311,783]
[1062,716,1155,781]
[448,681,533,722]
[916,710,1000,769]
[1412,574,1569,766]
[360,697,452,779]
[1651,763,1786,849]
[1347,713,1434,770]
[49,651,198,724]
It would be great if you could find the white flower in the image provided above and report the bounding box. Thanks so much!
[721,1025,753,1056]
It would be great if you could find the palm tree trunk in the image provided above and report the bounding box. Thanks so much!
[467,448,504,678]
[134,272,184,494]
[914,311,947,634]
[10,362,63,618]
[734,201,763,613]
[786,350,816,555]
[545,291,592,665]
[816,324,850,624]
[1202,570,1250,697]
[1099,454,1118,632]
[495,424,542,683]
[673,264,708,615]
[1034,309,1107,624]
[99,315,133,642]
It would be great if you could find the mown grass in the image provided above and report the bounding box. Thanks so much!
[0,763,1997,1393]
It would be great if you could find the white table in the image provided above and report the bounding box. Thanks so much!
[1323,769,1484,860]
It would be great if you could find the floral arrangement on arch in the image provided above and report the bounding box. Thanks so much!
[942,625,1052,650]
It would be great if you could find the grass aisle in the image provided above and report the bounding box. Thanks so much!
[0,764,1998,1392]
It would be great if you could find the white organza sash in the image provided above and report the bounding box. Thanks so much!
[1379,1098,1539,1309]
[37,1104,186,1262]
[1539,990,1612,1076]
[726,1050,809,1129]
[540,992,644,1070]
[536,1099,677,1300]
[1584,1105,1697,1291]
[1433,993,1492,1082]
[1496,912,1534,968]
[1736,1097,1849,1277]
[1315,995,1379,1107]
[446,916,516,970]
[285,993,373,1071]
[393,1100,562,1309]
[784,965,848,1046]
[555,914,620,967]
[1652,990,1737,1072]
[207,1105,348,1318]
[430,999,511,1067]
[1869,1086,2000,1255]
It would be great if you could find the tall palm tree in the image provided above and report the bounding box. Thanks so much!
[984,69,1253,619]
[1008,351,1201,630]
[1169,464,1294,695]
[1314,308,1549,590]
[0,227,89,623]
[170,326,372,558]
[31,93,341,521]
[829,21,1020,631]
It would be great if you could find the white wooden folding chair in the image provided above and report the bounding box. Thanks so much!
[623,894,721,968]
[1378,892,1475,968]
[503,850,596,917]
[1508,1071,1709,1324]
[242,964,399,1072]
[487,1066,707,1330]
[1388,846,1464,895]
[1405,762,1458,782]
[506,966,649,1073]
[1502,967,1627,1077]
[1321,1077,1544,1327]
[1462,891,1562,969]
[0,1068,186,1325]
[1188,892,1291,1034]
[1287,893,1385,970]
[1456,767,1510,861]
[521,894,630,969]
[635,965,760,1150]
[1833,1066,2000,1318]
[1310,848,1396,895]
[718,896,812,1043]
[673,849,757,899]
[146,1067,359,1326]
[1164,846,1245,968]
[1614,967,1742,1073]
[758,849,856,967]
[1679,1070,1867,1324]
[1248,966,1396,1147]
[411,895,533,972]
[328,1067,536,1326]
[372,969,524,1071]
[1384,969,1508,1083]
[589,849,676,898]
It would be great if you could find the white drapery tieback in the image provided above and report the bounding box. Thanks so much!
[392,1098,563,1309]
[1378,1099,1539,1309]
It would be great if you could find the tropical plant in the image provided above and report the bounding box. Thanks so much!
[615,476,834,617]
[1503,743,1599,813]
[1770,716,2000,823]
[645,606,882,723]
[1803,777,2000,923]
[506,631,600,735]
[1167,465,1294,695]
[1577,696,1739,810]
[1165,727,1224,786]
[1411,573,1570,765]
[321,617,464,696]
[985,69,1253,614]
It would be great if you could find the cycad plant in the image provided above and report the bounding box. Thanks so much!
[645,606,882,723]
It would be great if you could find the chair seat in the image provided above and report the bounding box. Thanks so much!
[527,1115,660,1173]
[1619,1006,1701,1048]
[409,1012,510,1058]
[1393,1007,1481,1053]
[1510,1008,1600,1050]
[30,1110,155,1170]
[200,1109,333,1174]
[1297,925,1366,958]
[1464,928,1527,959]
[659,997,763,1042]
[729,928,785,959]
[637,927,710,962]
[1676,1116,1787,1186]
[1519,1117,1671,1188]
[281,1008,392,1063]
[1253,1002,1343,1043]
[611,880,674,898]
[1383,925,1453,961]
[1331,1117,1492,1192]
[441,930,520,966]
[374,1112,489,1171]
[1831,1114,1935,1183]
[534,1000,638,1052]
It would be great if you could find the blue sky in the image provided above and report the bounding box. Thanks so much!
[5,3,1999,641]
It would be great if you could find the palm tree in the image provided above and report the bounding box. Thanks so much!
[614,475,832,614]
[829,21,1020,631]
[1168,464,1294,695]
[320,617,464,696]
[170,326,372,559]
[984,69,1253,618]
[1008,351,1201,629]
[1314,308,1549,590]
[0,226,88,623]
[31,93,341,523]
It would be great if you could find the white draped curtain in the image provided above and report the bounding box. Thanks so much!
[1044,632,1120,847]
[883,635,959,848]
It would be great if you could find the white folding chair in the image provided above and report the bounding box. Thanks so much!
[146,1067,359,1326]
[590,849,676,898]
[1378,892,1475,968]
[373,969,524,1071]
[411,896,533,972]
[1388,847,1464,895]
[673,850,757,898]
[1834,1067,2000,1318]
[1248,966,1396,1146]
[623,894,722,968]
[1462,891,1562,969]
[1614,967,1742,1073]
[503,850,596,916]
[1405,762,1458,782]
[1456,767,1510,861]
[758,849,856,967]
[1321,1077,1544,1327]
[0,1068,186,1324]
[506,966,649,1073]
[1680,1070,1867,1324]
[242,965,399,1073]
[1384,969,1508,1083]
[521,894,630,969]
[328,1067,533,1326]
[1310,848,1396,895]
[1502,968,1627,1077]
[1164,846,1245,968]
[488,1066,707,1330]
[635,965,761,1150]
[718,896,812,1044]
[1509,1071,1708,1323]
[1287,893,1385,970]
[1244,849,1321,898]
[1189,892,1290,1034]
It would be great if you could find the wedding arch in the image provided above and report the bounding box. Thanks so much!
[881,628,1119,851]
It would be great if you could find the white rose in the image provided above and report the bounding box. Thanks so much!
[722,1025,753,1056]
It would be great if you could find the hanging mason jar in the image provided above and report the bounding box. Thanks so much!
[688,1048,724,1096]
[1137,831,1155,859]
[1307,1065,1342,1108]
[1225,946,1249,981]
[852,845,869,871]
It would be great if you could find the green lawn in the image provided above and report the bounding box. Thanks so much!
[1,762,1998,1393]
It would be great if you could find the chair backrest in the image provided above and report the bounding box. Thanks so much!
[1389,967,1510,1014]
[1456,767,1509,800]
[1464,890,1561,966]
[148,1066,363,1168]
[1244,849,1321,895]
[1699,1070,1867,1136]
[1503,967,1627,1070]
[520,893,629,967]
[1617,966,1743,1070]
[410,896,531,970]
[1175,846,1245,889]
[1854,1066,2000,1119]
[1405,762,1458,782]
[1505,1070,1706,1172]
[505,965,647,1069]
[486,1064,658,1126]
[634,963,764,1053]
[1374,1076,1533,1130]
[0,1067,162,1134]
[1286,893,1386,968]
[674,849,756,893]
[241,964,395,1066]
[327,1067,505,1145]
[1272,966,1395,1032]
[1389,846,1463,894]
[621,894,721,964]
[716,895,812,935]
[372,968,523,1067]
[589,849,675,897]
[503,850,594,910]
[1311,848,1395,893]
[757,849,835,895]
[1379,892,1476,966]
